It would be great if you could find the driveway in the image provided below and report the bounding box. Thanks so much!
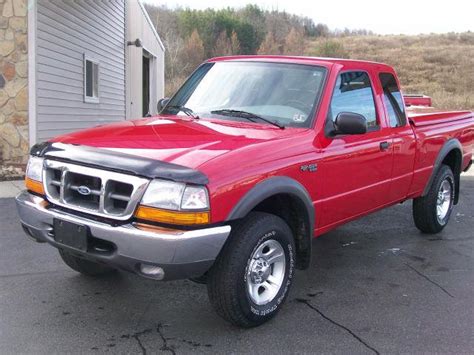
[1,172,473,354]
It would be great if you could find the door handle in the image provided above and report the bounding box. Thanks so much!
[380,141,391,151]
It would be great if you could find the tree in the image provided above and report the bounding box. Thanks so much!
[163,30,185,80]
[230,30,240,54]
[257,31,281,55]
[213,30,241,56]
[238,4,266,46]
[213,30,232,56]
[284,27,305,55]
[183,29,205,72]
[315,23,330,37]
[236,22,259,54]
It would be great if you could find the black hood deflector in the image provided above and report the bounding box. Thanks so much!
[30,142,209,185]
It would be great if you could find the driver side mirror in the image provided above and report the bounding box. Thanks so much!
[157,97,170,113]
[334,112,367,135]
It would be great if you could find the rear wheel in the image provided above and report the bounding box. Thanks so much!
[58,249,116,276]
[413,164,455,234]
[207,212,295,328]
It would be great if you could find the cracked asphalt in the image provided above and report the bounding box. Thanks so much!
[1,172,473,354]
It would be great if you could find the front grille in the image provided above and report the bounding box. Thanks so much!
[43,160,149,220]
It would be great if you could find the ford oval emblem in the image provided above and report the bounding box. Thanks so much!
[77,186,92,196]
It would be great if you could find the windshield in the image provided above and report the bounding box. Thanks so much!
[163,61,327,128]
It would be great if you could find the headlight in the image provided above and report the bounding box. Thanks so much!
[25,156,45,195]
[26,156,44,182]
[136,179,210,225]
[181,186,209,210]
[140,179,209,211]
[140,180,186,210]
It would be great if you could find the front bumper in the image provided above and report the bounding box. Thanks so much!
[15,191,231,280]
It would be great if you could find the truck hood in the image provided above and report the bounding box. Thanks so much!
[53,116,305,169]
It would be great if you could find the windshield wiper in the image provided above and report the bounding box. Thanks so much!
[166,105,199,119]
[210,109,284,129]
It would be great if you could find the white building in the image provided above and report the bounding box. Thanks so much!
[30,0,165,144]
[0,0,165,169]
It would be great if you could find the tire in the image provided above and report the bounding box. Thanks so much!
[207,212,295,328]
[58,249,116,276]
[413,164,455,234]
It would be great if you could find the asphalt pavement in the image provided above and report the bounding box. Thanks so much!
[0,172,473,354]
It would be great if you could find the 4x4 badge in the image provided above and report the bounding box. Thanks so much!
[300,164,317,172]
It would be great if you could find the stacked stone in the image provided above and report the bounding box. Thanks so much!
[0,0,28,173]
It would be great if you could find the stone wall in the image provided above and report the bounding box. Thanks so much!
[0,0,28,175]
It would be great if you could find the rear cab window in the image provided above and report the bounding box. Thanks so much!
[328,71,379,130]
[379,73,407,127]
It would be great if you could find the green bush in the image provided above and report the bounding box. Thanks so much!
[310,40,348,58]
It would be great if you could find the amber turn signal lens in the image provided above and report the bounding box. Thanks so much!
[135,205,210,225]
[25,177,45,195]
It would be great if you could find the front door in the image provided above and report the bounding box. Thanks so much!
[319,71,394,229]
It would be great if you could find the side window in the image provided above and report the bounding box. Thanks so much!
[84,54,99,103]
[330,71,378,129]
[379,73,406,127]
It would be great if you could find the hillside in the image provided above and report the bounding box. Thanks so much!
[147,4,473,111]
[306,33,474,110]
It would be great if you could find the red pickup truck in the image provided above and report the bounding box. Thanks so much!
[16,56,473,327]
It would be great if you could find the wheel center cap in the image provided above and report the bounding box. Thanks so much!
[249,258,271,284]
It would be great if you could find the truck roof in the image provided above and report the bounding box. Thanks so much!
[207,55,394,71]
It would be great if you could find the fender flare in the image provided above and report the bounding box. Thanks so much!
[227,176,315,269]
[422,139,463,204]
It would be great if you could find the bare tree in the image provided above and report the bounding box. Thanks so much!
[284,27,305,55]
[257,31,281,55]
[230,30,241,54]
[163,30,185,80]
[183,29,205,72]
[213,31,232,56]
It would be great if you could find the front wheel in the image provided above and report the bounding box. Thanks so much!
[413,164,455,234]
[207,212,295,328]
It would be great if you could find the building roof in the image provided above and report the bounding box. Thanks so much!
[138,0,165,52]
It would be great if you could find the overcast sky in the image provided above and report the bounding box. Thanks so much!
[143,0,473,35]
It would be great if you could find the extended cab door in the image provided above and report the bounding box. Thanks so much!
[378,72,417,202]
[318,70,394,229]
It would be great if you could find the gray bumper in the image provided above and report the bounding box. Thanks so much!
[15,191,231,280]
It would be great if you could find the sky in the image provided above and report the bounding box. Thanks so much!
[144,0,473,35]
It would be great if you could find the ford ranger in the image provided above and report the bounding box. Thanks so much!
[16,56,474,327]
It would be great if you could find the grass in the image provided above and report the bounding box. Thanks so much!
[306,33,474,110]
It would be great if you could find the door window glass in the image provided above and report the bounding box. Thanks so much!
[379,73,407,127]
[330,71,378,129]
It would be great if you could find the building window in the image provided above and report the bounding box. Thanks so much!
[84,55,99,103]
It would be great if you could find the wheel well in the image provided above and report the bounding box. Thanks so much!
[442,149,462,204]
[252,193,311,270]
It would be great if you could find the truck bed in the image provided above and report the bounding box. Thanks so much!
[408,109,473,127]
[407,107,474,197]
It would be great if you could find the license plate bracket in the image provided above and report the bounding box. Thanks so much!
[53,219,88,251]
